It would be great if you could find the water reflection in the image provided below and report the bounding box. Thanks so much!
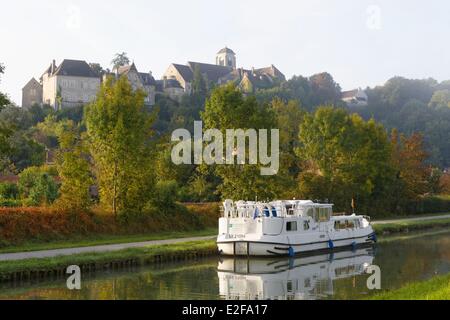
[218,247,375,300]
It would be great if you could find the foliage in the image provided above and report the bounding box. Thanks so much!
[429,89,450,109]
[111,52,130,71]
[201,83,278,200]
[0,182,19,199]
[85,76,156,215]
[0,205,216,245]
[54,121,93,211]
[355,77,450,167]
[18,166,58,206]
[0,62,10,111]
[296,107,394,214]
[390,130,430,200]
[192,65,207,96]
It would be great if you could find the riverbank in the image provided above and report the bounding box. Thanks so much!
[1,216,450,283]
[0,228,217,254]
[372,216,450,234]
[0,240,217,282]
[370,273,450,300]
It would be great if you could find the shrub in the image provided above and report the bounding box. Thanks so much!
[0,182,19,199]
[0,199,22,207]
[0,203,215,246]
[18,166,59,206]
[149,180,179,210]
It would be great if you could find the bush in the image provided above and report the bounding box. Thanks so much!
[149,180,179,210]
[0,203,215,246]
[18,166,59,206]
[0,183,19,199]
[0,199,22,207]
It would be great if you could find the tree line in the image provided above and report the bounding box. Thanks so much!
[0,62,449,217]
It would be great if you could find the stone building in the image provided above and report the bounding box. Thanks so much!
[104,62,156,106]
[40,59,101,109]
[22,78,43,108]
[156,78,185,102]
[163,47,285,98]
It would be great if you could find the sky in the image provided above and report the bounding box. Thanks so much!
[1,0,449,105]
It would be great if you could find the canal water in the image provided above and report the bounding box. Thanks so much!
[1,230,450,300]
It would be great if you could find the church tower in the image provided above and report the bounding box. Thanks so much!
[216,47,236,69]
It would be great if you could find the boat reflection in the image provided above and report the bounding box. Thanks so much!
[217,247,375,300]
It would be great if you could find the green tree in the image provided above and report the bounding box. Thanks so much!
[297,107,393,213]
[0,63,10,111]
[201,83,278,200]
[309,72,341,107]
[429,89,450,109]
[271,98,305,197]
[85,76,156,215]
[54,121,93,211]
[18,166,58,206]
[192,65,207,96]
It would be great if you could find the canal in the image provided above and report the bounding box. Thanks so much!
[1,230,450,300]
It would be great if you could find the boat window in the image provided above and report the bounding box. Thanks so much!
[286,221,297,232]
[318,207,331,222]
[334,219,355,230]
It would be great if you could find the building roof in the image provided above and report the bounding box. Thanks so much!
[217,47,235,55]
[171,63,194,82]
[255,65,286,81]
[139,72,156,86]
[22,77,41,90]
[341,89,362,99]
[53,59,99,78]
[187,62,233,82]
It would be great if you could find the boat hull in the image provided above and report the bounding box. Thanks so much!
[217,230,376,257]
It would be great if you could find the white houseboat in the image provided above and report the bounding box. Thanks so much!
[217,199,376,256]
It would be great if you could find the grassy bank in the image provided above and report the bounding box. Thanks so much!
[0,228,217,254]
[373,217,450,234]
[370,273,450,300]
[0,240,217,282]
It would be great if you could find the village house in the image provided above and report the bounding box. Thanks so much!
[22,48,285,107]
[21,78,43,108]
[104,62,157,107]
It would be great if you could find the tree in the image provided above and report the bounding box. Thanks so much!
[111,52,130,72]
[89,63,105,77]
[271,98,304,197]
[85,76,156,215]
[309,72,341,107]
[296,107,393,214]
[201,84,278,200]
[18,166,58,206]
[390,130,430,199]
[429,90,450,109]
[0,63,10,111]
[54,121,93,211]
[192,65,207,96]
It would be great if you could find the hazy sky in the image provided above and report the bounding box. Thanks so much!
[1,0,449,105]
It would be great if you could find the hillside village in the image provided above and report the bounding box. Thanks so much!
[22,47,367,109]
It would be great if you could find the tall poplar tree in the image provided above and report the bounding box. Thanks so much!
[85,76,155,215]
